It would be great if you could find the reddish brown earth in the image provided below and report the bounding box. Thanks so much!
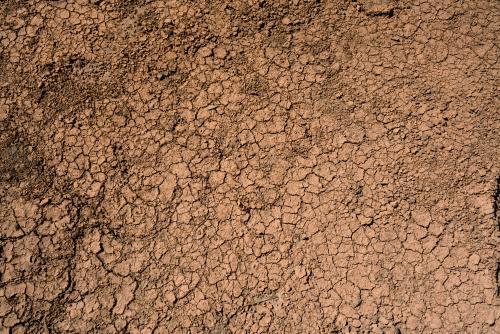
[1,0,499,333]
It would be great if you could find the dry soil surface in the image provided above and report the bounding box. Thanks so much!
[1,0,499,333]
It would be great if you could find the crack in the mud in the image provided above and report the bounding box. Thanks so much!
[493,175,500,228]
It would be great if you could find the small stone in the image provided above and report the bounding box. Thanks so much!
[30,15,44,26]
[89,240,101,254]
[214,47,227,60]
[87,182,102,198]
[157,71,168,80]
[365,1,395,16]
[165,291,176,305]
[485,310,496,325]
[386,326,401,334]
[282,17,291,25]
[412,208,431,227]
[468,254,480,266]
[59,9,70,19]
[294,266,307,278]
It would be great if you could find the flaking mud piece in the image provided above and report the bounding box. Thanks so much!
[0,0,499,333]
[362,0,397,17]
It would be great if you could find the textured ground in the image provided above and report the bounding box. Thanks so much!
[0,0,499,333]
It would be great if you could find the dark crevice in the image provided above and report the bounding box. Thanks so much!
[494,176,499,297]
[496,262,500,298]
[493,175,499,229]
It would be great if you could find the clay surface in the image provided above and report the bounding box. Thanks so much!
[1,0,499,333]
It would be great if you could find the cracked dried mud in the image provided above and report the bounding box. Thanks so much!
[1,0,499,333]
